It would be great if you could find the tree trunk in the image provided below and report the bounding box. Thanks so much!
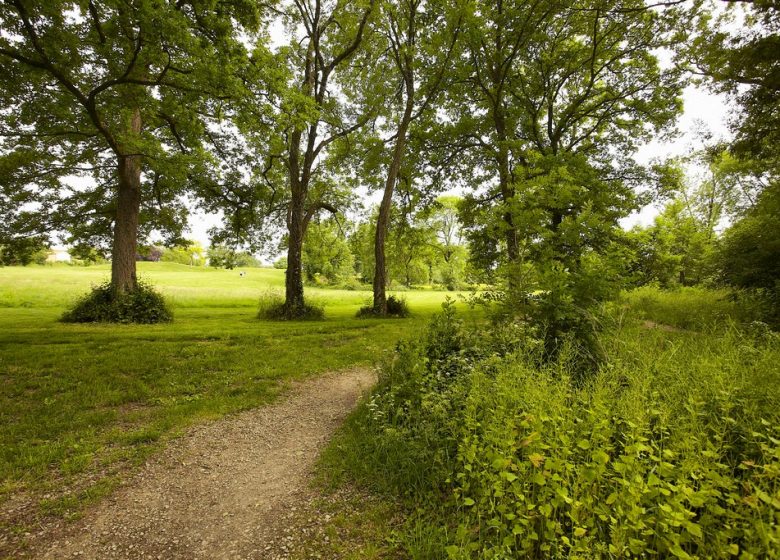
[111,109,142,295]
[285,185,306,314]
[373,84,414,315]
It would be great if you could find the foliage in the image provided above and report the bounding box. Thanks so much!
[716,182,780,326]
[327,293,780,559]
[207,244,261,269]
[303,219,355,285]
[273,257,287,270]
[61,281,172,324]
[450,0,686,358]
[357,295,410,319]
[625,200,714,288]
[621,285,769,331]
[689,3,780,160]
[0,237,49,266]
[159,241,205,267]
[0,0,264,279]
[256,289,325,321]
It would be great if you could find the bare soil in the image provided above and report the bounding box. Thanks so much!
[24,367,376,560]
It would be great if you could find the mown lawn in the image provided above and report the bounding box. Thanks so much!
[0,263,461,529]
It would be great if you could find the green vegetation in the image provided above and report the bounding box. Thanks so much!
[61,280,173,324]
[0,263,457,524]
[323,288,780,559]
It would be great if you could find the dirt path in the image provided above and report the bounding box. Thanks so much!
[28,367,376,560]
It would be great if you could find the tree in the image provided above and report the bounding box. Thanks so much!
[421,196,468,289]
[302,218,354,284]
[0,0,260,297]
[450,0,686,361]
[267,0,376,317]
[361,0,462,314]
[690,2,779,160]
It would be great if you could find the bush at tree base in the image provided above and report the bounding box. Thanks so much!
[356,295,411,318]
[256,290,325,321]
[61,281,172,324]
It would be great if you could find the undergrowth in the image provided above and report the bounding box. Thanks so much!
[323,294,780,559]
[356,295,411,319]
[61,281,172,324]
[257,289,325,320]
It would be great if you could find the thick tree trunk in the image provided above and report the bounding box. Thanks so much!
[111,109,142,295]
[373,87,414,315]
[285,185,307,314]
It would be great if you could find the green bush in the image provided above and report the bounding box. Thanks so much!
[356,295,411,318]
[61,281,172,324]
[256,289,325,321]
[327,298,780,559]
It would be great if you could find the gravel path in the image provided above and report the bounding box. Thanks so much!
[28,367,376,560]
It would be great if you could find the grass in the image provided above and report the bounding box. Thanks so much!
[319,286,780,558]
[0,262,461,532]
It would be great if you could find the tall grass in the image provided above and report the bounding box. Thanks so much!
[322,290,780,559]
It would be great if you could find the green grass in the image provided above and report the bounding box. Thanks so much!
[321,287,780,559]
[0,262,461,530]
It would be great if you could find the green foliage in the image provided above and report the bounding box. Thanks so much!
[273,257,287,270]
[159,241,205,266]
[303,220,355,285]
[257,289,325,321]
[0,237,49,266]
[0,0,264,254]
[61,281,172,324]
[356,295,410,319]
[207,245,261,269]
[621,286,771,331]
[328,293,780,559]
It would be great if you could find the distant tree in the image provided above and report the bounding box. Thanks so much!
[0,237,48,266]
[207,245,260,269]
[302,219,355,284]
[160,241,204,266]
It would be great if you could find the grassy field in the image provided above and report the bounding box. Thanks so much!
[0,263,462,531]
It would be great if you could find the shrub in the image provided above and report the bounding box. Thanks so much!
[356,295,411,318]
[327,298,780,559]
[256,290,325,321]
[61,281,172,324]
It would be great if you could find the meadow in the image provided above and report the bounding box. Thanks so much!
[0,263,458,529]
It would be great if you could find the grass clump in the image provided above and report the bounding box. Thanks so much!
[257,289,325,320]
[61,281,172,324]
[356,295,410,318]
[324,294,780,559]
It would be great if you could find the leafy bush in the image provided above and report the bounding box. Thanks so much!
[256,289,324,321]
[356,295,411,318]
[61,281,172,324]
[326,297,780,559]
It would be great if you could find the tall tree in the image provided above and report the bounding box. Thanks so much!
[270,0,376,317]
[0,0,260,295]
[363,0,461,315]
[453,0,686,359]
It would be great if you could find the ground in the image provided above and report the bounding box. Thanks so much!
[30,368,375,560]
[0,263,455,558]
